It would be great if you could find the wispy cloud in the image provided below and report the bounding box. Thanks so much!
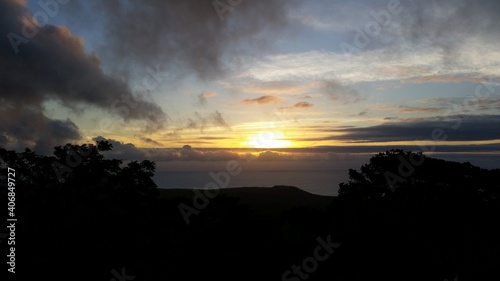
[322,79,364,104]
[237,44,500,85]
[139,137,164,147]
[243,95,283,105]
[402,75,491,84]
[222,80,318,96]
[196,92,217,107]
[185,111,232,133]
[279,102,314,110]
[397,106,444,113]
[418,98,449,104]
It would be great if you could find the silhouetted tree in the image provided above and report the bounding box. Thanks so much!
[330,150,500,281]
[0,140,159,280]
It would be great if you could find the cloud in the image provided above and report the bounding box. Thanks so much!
[402,75,490,84]
[140,137,164,147]
[223,80,318,96]
[178,145,239,161]
[397,106,444,113]
[0,0,167,152]
[239,47,500,85]
[142,145,242,162]
[399,0,500,58]
[86,138,500,169]
[92,136,148,160]
[322,0,500,65]
[323,114,500,142]
[196,92,217,107]
[211,110,231,131]
[322,79,363,104]
[418,98,448,104]
[186,111,232,133]
[256,150,293,161]
[64,0,295,80]
[279,102,314,110]
[243,95,283,105]
[0,106,81,154]
[416,96,500,113]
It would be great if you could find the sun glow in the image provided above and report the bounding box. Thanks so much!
[246,132,292,148]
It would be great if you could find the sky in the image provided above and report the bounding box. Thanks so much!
[1,0,500,170]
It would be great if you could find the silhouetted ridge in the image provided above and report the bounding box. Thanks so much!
[1,146,498,281]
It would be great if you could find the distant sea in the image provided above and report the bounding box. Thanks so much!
[152,152,500,197]
[154,169,350,196]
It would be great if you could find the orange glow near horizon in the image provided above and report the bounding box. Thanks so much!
[245,131,292,149]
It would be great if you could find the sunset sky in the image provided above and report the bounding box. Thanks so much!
[1,0,500,168]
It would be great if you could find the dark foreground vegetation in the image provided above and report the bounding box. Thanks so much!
[1,142,499,280]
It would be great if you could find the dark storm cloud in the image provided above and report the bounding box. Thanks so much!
[65,0,295,80]
[315,114,500,142]
[0,106,81,154]
[0,0,167,152]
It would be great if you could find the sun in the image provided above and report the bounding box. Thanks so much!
[246,131,292,148]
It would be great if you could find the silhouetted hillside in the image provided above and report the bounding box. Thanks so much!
[160,185,333,218]
[1,145,499,281]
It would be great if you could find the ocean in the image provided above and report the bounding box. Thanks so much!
[151,153,500,196]
[154,168,350,196]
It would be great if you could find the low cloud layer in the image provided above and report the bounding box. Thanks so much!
[323,114,500,142]
[89,137,500,171]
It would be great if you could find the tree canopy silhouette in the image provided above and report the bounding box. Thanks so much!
[1,147,498,281]
[0,140,159,280]
[331,150,500,281]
